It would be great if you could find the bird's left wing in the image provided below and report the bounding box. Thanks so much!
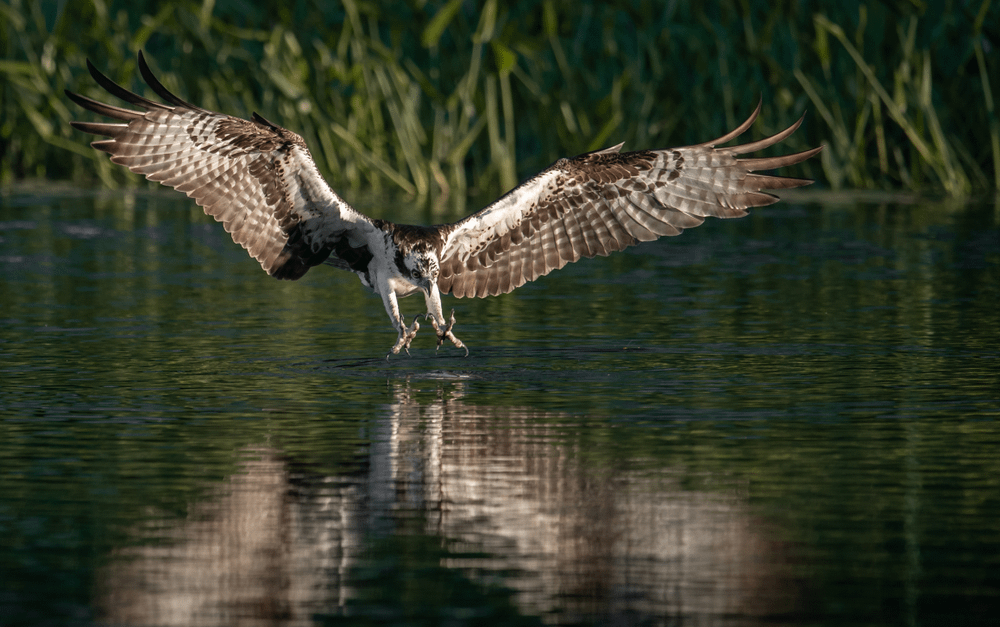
[436,103,821,298]
[66,52,381,280]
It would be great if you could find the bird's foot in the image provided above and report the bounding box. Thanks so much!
[429,309,469,357]
[387,314,422,359]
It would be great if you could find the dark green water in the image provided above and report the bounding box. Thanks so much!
[1,188,997,626]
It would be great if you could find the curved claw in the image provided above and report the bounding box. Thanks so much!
[388,316,421,359]
[429,308,467,355]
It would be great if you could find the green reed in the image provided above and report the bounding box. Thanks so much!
[1,0,997,209]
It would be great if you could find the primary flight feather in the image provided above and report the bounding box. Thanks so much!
[67,52,821,356]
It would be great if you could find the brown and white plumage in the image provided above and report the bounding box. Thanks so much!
[437,115,819,298]
[67,52,820,356]
[66,54,379,281]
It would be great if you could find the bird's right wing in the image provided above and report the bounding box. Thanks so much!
[66,52,382,280]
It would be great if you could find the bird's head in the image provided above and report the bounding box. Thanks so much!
[399,249,440,290]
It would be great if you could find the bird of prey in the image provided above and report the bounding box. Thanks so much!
[67,52,821,357]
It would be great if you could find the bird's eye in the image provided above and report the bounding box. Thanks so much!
[411,269,421,279]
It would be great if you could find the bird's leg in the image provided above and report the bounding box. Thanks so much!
[423,285,468,356]
[429,309,467,356]
[382,290,419,358]
[390,315,421,357]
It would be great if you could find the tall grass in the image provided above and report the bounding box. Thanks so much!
[1,0,997,210]
[799,6,998,195]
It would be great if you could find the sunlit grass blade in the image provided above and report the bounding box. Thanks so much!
[2,2,996,196]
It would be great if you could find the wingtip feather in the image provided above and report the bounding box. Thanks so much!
[66,89,142,122]
[137,51,201,110]
[694,100,762,148]
[741,146,823,172]
[81,56,168,112]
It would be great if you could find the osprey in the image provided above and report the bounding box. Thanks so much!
[67,53,821,357]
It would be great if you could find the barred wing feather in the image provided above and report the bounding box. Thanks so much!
[65,52,378,280]
[437,102,821,299]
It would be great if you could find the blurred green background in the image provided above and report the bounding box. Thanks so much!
[1,0,998,207]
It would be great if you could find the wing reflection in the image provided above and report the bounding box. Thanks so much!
[379,382,805,622]
[98,448,362,625]
[98,381,805,625]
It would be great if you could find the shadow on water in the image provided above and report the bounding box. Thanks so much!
[1,188,998,625]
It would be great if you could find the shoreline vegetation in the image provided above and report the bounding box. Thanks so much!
[2,0,997,211]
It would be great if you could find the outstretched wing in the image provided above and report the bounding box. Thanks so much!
[437,103,821,298]
[66,52,381,280]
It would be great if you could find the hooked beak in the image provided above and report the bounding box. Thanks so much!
[417,276,434,293]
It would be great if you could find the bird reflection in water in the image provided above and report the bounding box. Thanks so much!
[98,381,806,625]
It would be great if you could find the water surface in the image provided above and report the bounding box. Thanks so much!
[1,188,997,626]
